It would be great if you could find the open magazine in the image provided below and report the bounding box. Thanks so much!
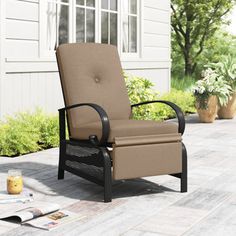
[0,202,84,230]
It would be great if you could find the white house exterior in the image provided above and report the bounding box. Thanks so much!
[0,0,171,118]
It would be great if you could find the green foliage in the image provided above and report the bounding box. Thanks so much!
[171,0,235,76]
[195,31,236,78]
[38,114,59,149]
[0,114,40,157]
[171,76,196,91]
[0,75,196,157]
[124,73,159,120]
[172,29,236,80]
[153,89,196,120]
[171,34,185,78]
[125,73,195,121]
[0,110,59,157]
[207,55,236,90]
[192,68,231,109]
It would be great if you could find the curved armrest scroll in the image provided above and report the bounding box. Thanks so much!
[58,103,110,146]
[131,100,185,135]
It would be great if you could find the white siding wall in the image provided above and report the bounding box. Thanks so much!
[5,0,39,58]
[1,73,63,116]
[142,0,171,60]
[126,69,170,93]
[138,0,171,91]
[1,0,171,118]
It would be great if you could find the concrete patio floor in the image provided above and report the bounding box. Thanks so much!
[0,115,236,236]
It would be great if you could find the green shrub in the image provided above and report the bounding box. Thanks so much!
[0,75,196,157]
[125,73,196,121]
[0,114,40,156]
[0,110,59,157]
[124,73,159,120]
[37,114,59,149]
[154,89,196,120]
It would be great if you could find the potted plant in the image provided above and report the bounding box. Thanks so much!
[208,55,236,119]
[192,69,231,123]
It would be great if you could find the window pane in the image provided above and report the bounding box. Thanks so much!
[101,12,108,43]
[47,2,57,50]
[101,0,108,9]
[86,9,95,42]
[60,0,69,3]
[129,16,137,52]
[58,5,69,45]
[110,0,117,11]
[76,0,84,5]
[122,15,129,52]
[110,13,117,45]
[76,8,85,42]
[130,0,137,14]
[86,0,95,7]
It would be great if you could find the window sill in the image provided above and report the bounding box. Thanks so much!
[5,57,171,73]
[6,57,171,63]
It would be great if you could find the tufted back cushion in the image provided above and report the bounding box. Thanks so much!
[56,43,131,138]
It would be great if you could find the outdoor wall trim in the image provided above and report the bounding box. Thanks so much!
[5,59,171,73]
[5,58,172,63]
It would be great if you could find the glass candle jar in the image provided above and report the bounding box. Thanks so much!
[7,170,23,194]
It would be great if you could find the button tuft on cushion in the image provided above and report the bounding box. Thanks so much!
[94,77,100,83]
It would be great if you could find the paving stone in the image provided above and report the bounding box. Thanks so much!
[0,115,236,235]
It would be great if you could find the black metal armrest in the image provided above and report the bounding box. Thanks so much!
[131,100,185,135]
[58,103,110,146]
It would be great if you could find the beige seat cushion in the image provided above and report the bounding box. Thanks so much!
[70,119,178,143]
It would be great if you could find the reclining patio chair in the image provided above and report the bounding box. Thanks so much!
[56,43,187,202]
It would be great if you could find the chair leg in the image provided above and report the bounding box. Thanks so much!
[181,143,187,192]
[58,166,65,180]
[101,148,112,203]
[58,142,65,180]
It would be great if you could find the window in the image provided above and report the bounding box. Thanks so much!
[122,0,138,53]
[43,0,139,54]
[46,0,70,50]
[76,0,95,43]
[101,0,118,46]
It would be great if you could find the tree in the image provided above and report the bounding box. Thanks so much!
[171,0,236,76]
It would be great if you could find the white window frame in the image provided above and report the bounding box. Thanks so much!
[40,0,73,58]
[73,1,97,43]
[120,0,140,59]
[100,1,119,47]
[39,0,140,59]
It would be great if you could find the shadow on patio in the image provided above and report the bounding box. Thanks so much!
[0,162,178,203]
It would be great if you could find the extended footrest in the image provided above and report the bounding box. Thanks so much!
[111,134,182,180]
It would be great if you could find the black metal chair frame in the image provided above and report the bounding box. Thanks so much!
[58,101,187,202]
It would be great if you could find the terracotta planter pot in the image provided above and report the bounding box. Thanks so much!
[196,96,218,123]
[217,92,236,119]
